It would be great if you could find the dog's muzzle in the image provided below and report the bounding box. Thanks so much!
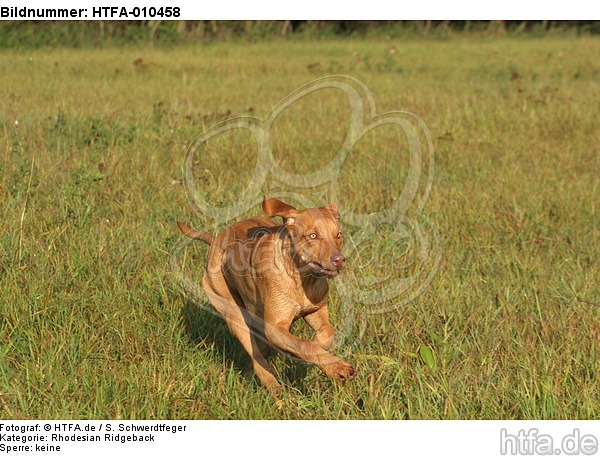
[308,253,346,278]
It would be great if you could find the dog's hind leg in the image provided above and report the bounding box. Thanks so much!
[202,276,282,396]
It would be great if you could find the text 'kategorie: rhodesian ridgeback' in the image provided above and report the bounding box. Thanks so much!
[178,197,356,396]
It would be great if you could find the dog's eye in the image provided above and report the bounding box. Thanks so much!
[337,232,343,239]
[309,233,318,239]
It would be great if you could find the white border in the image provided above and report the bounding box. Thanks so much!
[2,0,598,20]
[0,420,598,456]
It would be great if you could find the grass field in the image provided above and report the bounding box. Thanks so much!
[0,36,598,419]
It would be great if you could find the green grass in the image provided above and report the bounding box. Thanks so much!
[0,36,598,419]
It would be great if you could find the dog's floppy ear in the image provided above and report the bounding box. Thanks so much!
[323,202,340,221]
[262,197,299,226]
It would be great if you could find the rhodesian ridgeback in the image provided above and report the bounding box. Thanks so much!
[178,198,356,395]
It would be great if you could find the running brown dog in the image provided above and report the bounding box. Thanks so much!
[177,197,356,395]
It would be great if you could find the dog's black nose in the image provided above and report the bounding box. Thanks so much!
[331,254,346,270]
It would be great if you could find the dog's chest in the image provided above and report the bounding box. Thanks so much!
[295,299,323,319]
[294,280,329,318]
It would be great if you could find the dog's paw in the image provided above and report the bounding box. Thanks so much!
[324,360,357,381]
[268,382,284,398]
[262,378,284,399]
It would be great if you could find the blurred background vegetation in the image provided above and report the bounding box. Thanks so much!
[0,20,598,48]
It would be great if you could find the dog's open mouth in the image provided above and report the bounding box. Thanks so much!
[308,261,340,278]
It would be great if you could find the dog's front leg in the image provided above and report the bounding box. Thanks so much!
[303,306,335,351]
[263,318,356,381]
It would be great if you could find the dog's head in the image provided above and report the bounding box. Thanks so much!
[262,198,345,279]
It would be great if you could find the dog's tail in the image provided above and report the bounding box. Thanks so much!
[177,221,215,245]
